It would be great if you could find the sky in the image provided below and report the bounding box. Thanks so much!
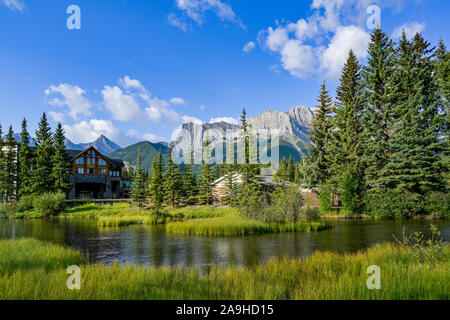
[0,0,449,146]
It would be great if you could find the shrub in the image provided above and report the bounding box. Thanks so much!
[338,167,365,215]
[318,182,334,214]
[365,190,424,218]
[265,185,304,223]
[0,203,13,218]
[301,206,320,221]
[425,192,450,218]
[33,193,67,218]
[14,195,35,213]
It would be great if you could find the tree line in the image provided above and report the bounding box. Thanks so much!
[0,113,71,203]
[282,29,449,217]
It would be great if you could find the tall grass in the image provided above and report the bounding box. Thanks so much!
[166,216,331,236]
[0,239,448,300]
[168,206,238,219]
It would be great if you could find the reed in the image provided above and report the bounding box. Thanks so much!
[0,239,448,300]
[165,216,332,236]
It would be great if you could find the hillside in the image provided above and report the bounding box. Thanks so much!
[108,141,170,171]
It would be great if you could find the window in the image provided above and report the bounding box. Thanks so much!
[98,169,106,175]
[75,157,84,165]
[110,171,120,177]
[99,159,106,166]
[87,150,96,165]
[87,168,95,175]
[76,168,84,174]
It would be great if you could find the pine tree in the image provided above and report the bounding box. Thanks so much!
[130,149,148,210]
[149,151,164,212]
[360,29,396,188]
[32,113,54,194]
[4,126,17,202]
[163,147,181,207]
[17,118,34,198]
[182,163,197,205]
[0,123,5,202]
[51,123,71,196]
[274,158,288,182]
[306,82,334,185]
[379,32,444,194]
[287,155,295,182]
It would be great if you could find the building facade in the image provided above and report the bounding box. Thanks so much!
[68,147,131,199]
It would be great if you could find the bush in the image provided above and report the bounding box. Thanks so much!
[0,203,14,218]
[425,192,450,218]
[265,185,304,223]
[14,195,35,213]
[338,167,365,215]
[318,182,334,214]
[301,206,320,221]
[365,190,424,218]
[33,193,67,218]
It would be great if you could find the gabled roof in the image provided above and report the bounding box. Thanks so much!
[70,146,125,168]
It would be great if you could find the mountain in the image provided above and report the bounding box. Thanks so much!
[8,133,37,147]
[173,105,313,163]
[64,135,121,155]
[108,141,170,170]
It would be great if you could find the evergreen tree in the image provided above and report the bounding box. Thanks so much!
[0,123,5,202]
[149,151,164,212]
[360,29,396,188]
[379,32,444,194]
[237,108,260,217]
[17,118,34,198]
[306,82,334,185]
[51,123,71,195]
[274,158,288,182]
[32,113,54,194]
[130,149,148,210]
[163,147,181,207]
[182,163,197,205]
[198,140,214,205]
[330,50,365,177]
[4,126,17,202]
[287,155,295,182]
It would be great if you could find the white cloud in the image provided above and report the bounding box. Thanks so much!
[243,41,256,53]
[143,133,166,143]
[182,115,203,125]
[63,119,121,144]
[102,85,143,122]
[48,111,65,123]
[170,97,186,105]
[170,0,245,30]
[257,0,422,80]
[45,84,92,120]
[200,104,206,111]
[209,117,239,125]
[1,0,25,12]
[392,21,426,40]
[126,129,139,138]
[118,75,146,92]
[320,25,370,78]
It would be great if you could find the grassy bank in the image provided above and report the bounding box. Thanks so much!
[0,238,448,300]
[166,215,331,236]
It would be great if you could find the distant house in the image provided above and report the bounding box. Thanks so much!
[68,147,131,199]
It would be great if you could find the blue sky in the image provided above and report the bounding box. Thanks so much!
[1,0,449,146]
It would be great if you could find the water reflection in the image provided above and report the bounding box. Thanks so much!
[0,219,449,268]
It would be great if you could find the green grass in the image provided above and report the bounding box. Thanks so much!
[166,215,332,236]
[0,239,448,300]
[168,206,238,219]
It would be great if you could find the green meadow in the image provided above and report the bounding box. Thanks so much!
[0,239,448,300]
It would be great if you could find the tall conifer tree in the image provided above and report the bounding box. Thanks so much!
[32,113,54,194]
[51,123,71,195]
[4,126,17,202]
[130,149,148,210]
[17,118,33,198]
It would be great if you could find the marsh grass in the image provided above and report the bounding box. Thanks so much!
[166,216,332,236]
[0,239,448,300]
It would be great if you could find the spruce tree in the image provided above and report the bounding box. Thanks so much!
[149,151,164,212]
[274,158,288,182]
[287,155,295,182]
[198,140,214,205]
[307,82,334,185]
[51,123,71,196]
[360,29,396,188]
[4,126,17,202]
[379,32,444,194]
[17,118,34,198]
[32,113,54,194]
[163,147,181,207]
[130,149,148,210]
[0,123,5,202]
[331,50,365,177]
[182,163,197,205]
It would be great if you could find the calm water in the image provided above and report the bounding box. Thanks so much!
[0,219,449,268]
